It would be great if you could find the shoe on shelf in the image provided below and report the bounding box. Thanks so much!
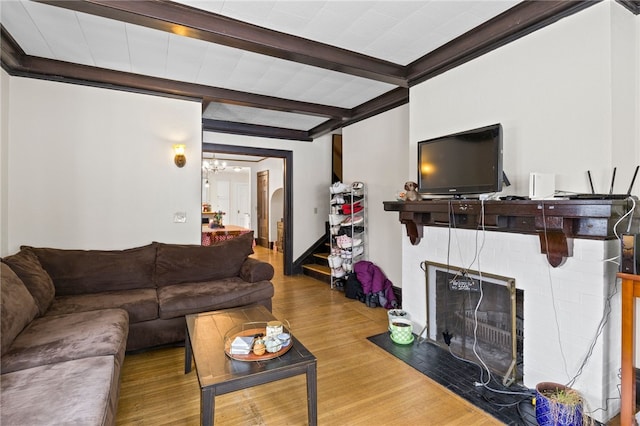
[327,254,342,268]
[347,238,362,248]
[329,214,345,225]
[332,267,346,278]
[330,194,345,205]
[341,215,363,226]
[334,235,348,248]
[351,245,364,258]
[330,182,349,194]
[343,194,363,204]
[342,202,363,214]
[338,226,364,237]
[352,181,364,197]
[336,235,362,249]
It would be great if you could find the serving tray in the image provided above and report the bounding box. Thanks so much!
[223,323,292,362]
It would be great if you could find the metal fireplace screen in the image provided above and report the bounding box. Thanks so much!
[422,261,523,385]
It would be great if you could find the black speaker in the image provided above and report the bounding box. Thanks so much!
[621,234,640,274]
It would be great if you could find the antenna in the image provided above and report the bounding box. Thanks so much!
[609,167,617,195]
[502,171,511,187]
[627,165,639,196]
[587,170,595,194]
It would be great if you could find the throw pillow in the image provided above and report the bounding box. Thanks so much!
[25,243,157,296]
[1,263,39,355]
[2,247,55,315]
[155,231,254,286]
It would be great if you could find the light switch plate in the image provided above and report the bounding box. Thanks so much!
[173,212,187,223]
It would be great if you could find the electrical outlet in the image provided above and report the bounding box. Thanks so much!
[173,212,187,223]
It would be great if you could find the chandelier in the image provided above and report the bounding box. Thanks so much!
[202,157,227,175]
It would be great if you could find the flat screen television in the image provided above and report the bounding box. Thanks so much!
[418,123,503,196]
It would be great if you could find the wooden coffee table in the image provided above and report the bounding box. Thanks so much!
[184,305,317,425]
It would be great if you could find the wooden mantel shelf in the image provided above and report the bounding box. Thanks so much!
[384,198,637,267]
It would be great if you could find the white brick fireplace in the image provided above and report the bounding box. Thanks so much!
[401,226,621,423]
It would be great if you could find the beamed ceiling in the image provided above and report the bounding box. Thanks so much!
[2,0,638,142]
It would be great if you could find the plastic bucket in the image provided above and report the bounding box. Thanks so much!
[535,382,583,426]
[387,309,409,330]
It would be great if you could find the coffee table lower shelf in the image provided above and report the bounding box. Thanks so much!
[184,306,317,425]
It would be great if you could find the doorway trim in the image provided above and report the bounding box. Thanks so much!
[256,170,269,249]
[203,143,293,276]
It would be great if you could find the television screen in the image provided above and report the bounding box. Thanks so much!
[418,123,503,196]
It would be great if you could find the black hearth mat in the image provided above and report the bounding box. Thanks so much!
[367,332,537,425]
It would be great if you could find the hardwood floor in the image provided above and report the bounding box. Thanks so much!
[115,246,502,425]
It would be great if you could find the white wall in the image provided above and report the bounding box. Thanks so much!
[342,104,409,288]
[611,1,640,183]
[1,74,331,261]
[203,131,331,259]
[3,76,202,254]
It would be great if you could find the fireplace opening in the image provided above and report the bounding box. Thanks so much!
[423,262,524,385]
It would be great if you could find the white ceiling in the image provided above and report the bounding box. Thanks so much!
[1,0,521,132]
[203,102,328,130]
[177,0,518,66]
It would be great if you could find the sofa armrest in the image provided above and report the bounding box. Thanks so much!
[239,258,274,283]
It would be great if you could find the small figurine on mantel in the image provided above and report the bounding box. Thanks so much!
[404,181,420,201]
[209,210,225,228]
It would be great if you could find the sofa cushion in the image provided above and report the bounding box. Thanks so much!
[45,289,158,323]
[155,231,254,287]
[26,243,157,296]
[0,264,39,356]
[157,277,274,319]
[1,309,128,374]
[1,356,117,426]
[239,257,275,282]
[2,247,55,315]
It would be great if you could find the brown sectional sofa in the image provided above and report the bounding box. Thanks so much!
[0,232,274,425]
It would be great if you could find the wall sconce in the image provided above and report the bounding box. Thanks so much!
[173,144,186,168]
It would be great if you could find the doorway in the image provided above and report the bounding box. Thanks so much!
[256,170,269,248]
[203,143,294,276]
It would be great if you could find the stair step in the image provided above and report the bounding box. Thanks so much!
[302,264,331,284]
[313,252,329,261]
[303,264,331,275]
